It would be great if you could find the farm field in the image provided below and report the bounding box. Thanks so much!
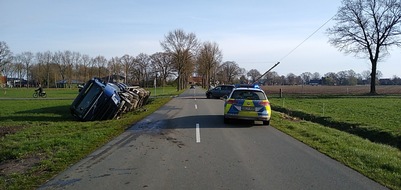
[269,97,401,149]
[264,85,401,95]
[1,85,401,189]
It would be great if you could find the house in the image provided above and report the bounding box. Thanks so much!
[56,80,84,88]
[188,76,203,85]
[309,79,322,86]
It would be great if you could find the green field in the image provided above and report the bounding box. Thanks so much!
[0,87,181,190]
[1,87,401,189]
[270,97,401,149]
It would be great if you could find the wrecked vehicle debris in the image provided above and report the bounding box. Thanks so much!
[70,78,151,121]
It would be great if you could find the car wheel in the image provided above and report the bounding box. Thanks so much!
[207,94,211,99]
[263,120,270,126]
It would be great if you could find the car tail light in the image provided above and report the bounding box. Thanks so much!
[227,99,237,104]
[259,101,270,106]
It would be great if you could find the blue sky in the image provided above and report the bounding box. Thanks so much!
[1,0,400,78]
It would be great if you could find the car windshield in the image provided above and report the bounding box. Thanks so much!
[231,90,266,100]
[74,83,103,114]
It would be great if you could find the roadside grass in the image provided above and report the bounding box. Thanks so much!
[269,96,401,190]
[0,87,182,190]
[271,111,401,190]
[270,97,401,149]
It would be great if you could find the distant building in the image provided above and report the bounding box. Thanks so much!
[309,79,322,86]
[56,80,84,88]
[379,78,393,85]
[189,76,203,85]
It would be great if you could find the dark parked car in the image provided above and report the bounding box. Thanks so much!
[206,85,235,99]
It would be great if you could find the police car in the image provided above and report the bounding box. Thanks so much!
[223,84,271,125]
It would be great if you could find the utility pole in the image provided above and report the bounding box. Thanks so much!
[254,62,281,84]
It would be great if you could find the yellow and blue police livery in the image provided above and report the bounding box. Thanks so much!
[224,84,271,125]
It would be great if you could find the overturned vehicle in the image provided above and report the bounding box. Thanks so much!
[70,78,151,121]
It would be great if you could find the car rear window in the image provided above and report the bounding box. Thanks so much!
[231,90,266,100]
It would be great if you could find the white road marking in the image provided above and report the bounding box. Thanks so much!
[195,104,198,109]
[196,123,201,143]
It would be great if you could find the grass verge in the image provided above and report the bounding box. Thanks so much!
[271,111,401,190]
[0,87,182,190]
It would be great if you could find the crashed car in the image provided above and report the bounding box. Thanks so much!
[70,78,150,121]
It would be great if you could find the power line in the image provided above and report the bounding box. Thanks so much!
[255,14,336,83]
[279,14,336,62]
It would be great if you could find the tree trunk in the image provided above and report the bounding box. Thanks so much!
[370,61,377,95]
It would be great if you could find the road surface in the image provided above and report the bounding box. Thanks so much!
[39,88,386,190]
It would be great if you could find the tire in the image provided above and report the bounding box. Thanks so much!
[206,94,211,99]
[33,92,38,98]
[263,120,270,126]
[41,93,47,98]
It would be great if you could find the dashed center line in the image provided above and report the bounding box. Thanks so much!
[196,123,201,143]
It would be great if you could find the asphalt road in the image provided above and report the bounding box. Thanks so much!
[39,88,387,190]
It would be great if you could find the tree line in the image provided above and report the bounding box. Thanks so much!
[1,33,400,92]
[1,0,401,94]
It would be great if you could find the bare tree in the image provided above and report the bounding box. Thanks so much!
[300,72,313,84]
[81,54,91,82]
[160,29,199,91]
[150,52,175,87]
[108,56,122,82]
[19,52,34,87]
[312,72,321,80]
[0,41,12,77]
[93,55,108,78]
[13,55,25,87]
[120,54,135,84]
[247,69,261,83]
[327,0,401,94]
[196,41,222,88]
[34,51,53,87]
[264,71,281,85]
[218,61,243,84]
[135,53,151,87]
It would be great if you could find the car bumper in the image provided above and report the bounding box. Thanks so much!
[224,114,270,121]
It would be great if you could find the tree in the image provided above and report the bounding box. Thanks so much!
[196,41,222,88]
[13,55,25,87]
[19,52,34,87]
[93,55,108,78]
[108,56,121,82]
[327,0,401,94]
[312,72,321,80]
[264,71,281,85]
[160,29,199,91]
[80,54,91,83]
[150,52,175,87]
[218,61,243,84]
[120,54,135,84]
[135,53,151,87]
[300,72,313,84]
[323,72,339,85]
[247,69,261,83]
[0,41,12,77]
[35,51,53,88]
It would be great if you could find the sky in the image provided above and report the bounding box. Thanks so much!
[1,0,400,78]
